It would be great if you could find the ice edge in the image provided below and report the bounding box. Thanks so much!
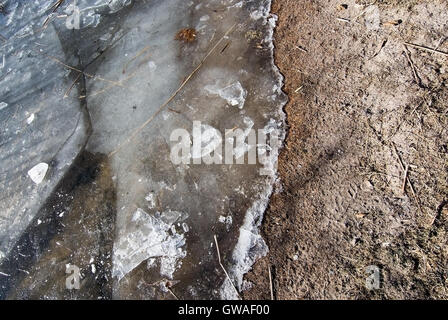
[220,0,287,300]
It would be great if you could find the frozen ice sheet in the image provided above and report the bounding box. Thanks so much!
[0,0,285,300]
[0,0,90,266]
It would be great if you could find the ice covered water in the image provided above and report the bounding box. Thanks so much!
[0,0,91,269]
[0,0,285,299]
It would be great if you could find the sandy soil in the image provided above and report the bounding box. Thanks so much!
[244,0,448,299]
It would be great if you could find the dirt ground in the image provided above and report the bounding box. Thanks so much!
[243,0,448,299]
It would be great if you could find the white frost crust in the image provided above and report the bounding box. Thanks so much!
[220,0,286,300]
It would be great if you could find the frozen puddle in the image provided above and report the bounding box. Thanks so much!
[0,0,285,299]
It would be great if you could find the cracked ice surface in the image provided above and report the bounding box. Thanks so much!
[0,0,285,299]
[0,0,90,264]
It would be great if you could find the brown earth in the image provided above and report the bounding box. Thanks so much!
[243,0,448,299]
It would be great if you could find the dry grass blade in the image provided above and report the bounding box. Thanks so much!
[83,70,139,99]
[402,164,409,194]
[214,235,240,299]
[403,44,422,87]
[404,42,448,57]
[63,73,82,98]
[37,50,125,88]
[122,45,150,74]
[167,287,179,300]
[392,142,424,215]
[268,264,274,300]
[50,0,65,11]
[43,0,66,29]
